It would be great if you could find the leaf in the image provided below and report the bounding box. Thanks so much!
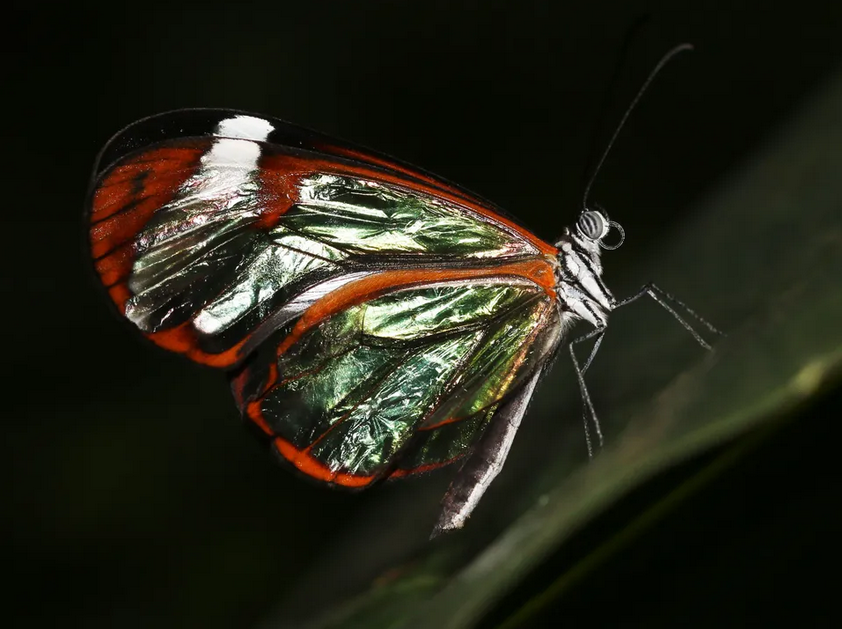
[263,68,842,629]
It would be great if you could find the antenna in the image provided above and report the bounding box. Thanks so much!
[582,43,694,212]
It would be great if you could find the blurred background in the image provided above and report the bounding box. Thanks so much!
[6,4,842,627]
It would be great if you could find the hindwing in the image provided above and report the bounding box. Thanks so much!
[232,273,562,486]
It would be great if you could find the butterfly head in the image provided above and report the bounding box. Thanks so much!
[553,208,624,326]
[555,207,626,273]
[575,208,625,251]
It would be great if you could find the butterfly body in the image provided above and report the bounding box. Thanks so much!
[88,108,710,535]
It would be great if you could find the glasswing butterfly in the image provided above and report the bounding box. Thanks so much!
[86,46,720,536]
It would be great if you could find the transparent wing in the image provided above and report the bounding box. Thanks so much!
[232,276,562,487]
[87,111,556,368]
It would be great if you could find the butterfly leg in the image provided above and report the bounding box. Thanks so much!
[569,326,607,458]
[614,283,724,349]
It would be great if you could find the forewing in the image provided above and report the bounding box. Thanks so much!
[87,110,556,368]
[232,275,562,487]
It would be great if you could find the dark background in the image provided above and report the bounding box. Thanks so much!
[7,4,842,627]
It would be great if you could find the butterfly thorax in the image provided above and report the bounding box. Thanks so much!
[553,224,615,329]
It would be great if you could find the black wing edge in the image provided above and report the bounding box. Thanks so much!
[89,108,529,228]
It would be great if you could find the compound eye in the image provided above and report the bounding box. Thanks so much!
[577,211,609,241]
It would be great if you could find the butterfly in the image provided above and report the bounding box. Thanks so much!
[86,52,719,536]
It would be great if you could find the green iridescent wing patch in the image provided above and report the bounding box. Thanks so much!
[287,174,526,258]
[237,279,561,485]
